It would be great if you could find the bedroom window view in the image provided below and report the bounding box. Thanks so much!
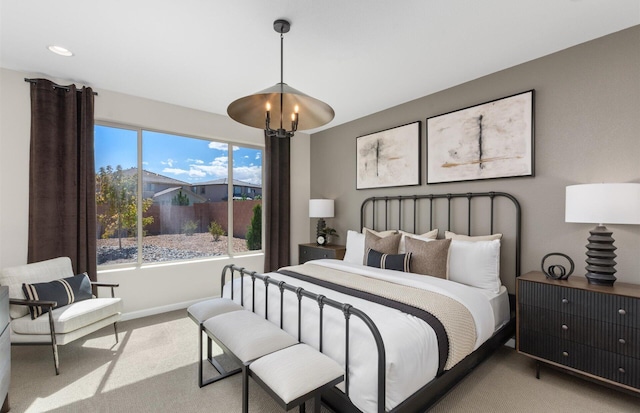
[94,125,263,266]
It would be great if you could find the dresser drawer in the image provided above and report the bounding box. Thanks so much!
[520,305,640,358]
[519,280,639,327]
[520,330,639,389]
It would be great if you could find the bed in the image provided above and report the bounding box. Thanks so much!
[221,191,521,413]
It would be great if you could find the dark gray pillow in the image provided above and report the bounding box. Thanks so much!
[365,248,412,272]
[22,273,92,319]
[404,237,451,279]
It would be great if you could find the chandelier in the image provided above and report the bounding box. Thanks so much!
[226,19,334,138]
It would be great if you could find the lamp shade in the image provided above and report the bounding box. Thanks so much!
[309,199,334,218]
[565,183,640,225]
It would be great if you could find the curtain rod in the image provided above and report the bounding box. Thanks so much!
[24,78,98,95]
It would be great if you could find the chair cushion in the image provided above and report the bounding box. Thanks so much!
[1,257,74,319]
[203,310,297,363]
[187,298,243,324]
[249,344,344,404]
[22,273,92,319]
[11,297,122,335]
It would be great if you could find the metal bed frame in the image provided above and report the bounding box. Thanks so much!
[221,191,521,413]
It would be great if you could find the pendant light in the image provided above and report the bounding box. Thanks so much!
[226,19,334,138]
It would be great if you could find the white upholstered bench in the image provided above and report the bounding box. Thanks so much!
[202,310,299,412]
[249,343,344,413]
[187,298,244,387]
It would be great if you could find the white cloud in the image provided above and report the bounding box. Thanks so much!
[161,158,175,167]
[233,165,262,185]
[208,142,229,151]
[187,158,204,164]
[255,153,261,160]
[162,167,188,175]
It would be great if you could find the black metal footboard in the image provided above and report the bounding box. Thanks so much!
[220,264,387,413]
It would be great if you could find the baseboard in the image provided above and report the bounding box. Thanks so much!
[120,296,219,322]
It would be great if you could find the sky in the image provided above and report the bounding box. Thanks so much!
[94,125,262,185]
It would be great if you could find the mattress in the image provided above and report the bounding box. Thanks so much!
[222,259,509,412]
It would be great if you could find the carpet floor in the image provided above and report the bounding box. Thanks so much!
[8,310,639,412]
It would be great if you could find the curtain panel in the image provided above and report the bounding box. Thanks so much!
[263,133,291,272]
[27,79,97,281]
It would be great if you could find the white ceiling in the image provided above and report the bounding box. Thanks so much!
[1,0,639,133]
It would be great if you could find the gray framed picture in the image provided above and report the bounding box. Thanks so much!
[356,121,421,190]
[426,90,534,184]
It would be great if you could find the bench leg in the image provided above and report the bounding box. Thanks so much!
[314,395,321,413]
[242,364,249,413]
[300,401,306,413]
[198,324,241,388]
[113,322,119,344]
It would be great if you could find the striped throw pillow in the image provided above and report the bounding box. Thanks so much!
[22,273,92,319]
[365,248,412,272]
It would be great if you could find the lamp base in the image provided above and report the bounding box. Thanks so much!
[584,225,617,286]
[316,218,326,243]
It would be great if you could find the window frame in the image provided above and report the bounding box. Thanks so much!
[95,120,264,269]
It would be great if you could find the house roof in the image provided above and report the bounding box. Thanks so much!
[152,186,208,203]
[197,178,262,189]
[2,1,637,133]
[121,168,191,186]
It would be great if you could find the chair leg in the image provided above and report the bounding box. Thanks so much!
[47,311,59,375]
[113,322,119,344]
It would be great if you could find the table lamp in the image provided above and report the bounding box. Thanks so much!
[309,199,334,245]
[565,183,640,285]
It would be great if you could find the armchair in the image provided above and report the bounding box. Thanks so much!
[0,257,122,375]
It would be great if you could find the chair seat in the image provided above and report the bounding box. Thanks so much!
[249,344,344,405]
[11,297,122,335]
[203,310,297,363]
[187,298,243,324]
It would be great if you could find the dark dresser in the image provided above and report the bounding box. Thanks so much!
[298,243,346,264]
[517,271,640,394]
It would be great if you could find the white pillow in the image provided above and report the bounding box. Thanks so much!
[448,239,501,293]
[343,230,366,264]
[398,229,439,253]
[362,227,398,237]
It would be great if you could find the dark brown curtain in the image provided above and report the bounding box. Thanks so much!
[27,79,97,280]
[263,133,291,272]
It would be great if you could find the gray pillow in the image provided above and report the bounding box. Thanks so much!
[404,237,451,279]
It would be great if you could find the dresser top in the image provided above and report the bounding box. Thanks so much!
[520,271,640,298]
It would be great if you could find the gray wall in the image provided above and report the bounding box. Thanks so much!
[310,25,640,288]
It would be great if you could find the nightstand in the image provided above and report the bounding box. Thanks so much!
[299,243,346,264]
[517,271,640,394]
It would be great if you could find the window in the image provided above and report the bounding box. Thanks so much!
[94,124,263,266]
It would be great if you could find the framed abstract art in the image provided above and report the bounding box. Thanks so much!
[356,121,421,189]
[426,90,534,184]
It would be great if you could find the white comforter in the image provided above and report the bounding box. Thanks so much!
[222,259,496,413]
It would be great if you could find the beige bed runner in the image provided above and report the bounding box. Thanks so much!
[279,262,476,370]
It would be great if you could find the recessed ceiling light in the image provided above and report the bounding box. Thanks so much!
[47,45,73,57]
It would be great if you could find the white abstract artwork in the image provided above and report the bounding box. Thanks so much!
[356,121,421,189]
[427,90,534,184]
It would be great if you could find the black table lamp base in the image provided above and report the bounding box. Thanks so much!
[584,225,617,286]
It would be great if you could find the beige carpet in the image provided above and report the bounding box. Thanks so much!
[8,310,639,412]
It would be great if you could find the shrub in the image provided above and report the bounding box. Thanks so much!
[182,219,198,236]
[208,221,225,241]
[246,203,262,250]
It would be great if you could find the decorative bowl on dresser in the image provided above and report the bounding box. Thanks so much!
[298,243,346,265]
[517,271,639,395]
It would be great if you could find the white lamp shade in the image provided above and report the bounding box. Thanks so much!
[565,183,640,225]
[309,199,334,218]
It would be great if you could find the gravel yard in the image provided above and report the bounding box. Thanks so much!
[97,232,251,265]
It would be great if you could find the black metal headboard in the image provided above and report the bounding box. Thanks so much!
[360,192,522,283]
